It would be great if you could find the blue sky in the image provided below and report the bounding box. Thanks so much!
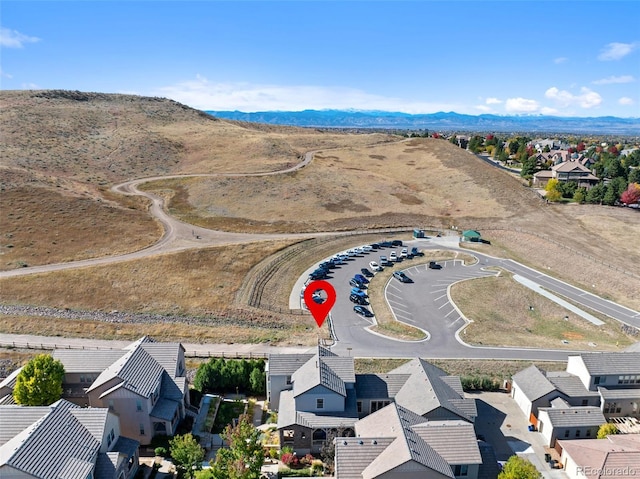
[1,1,639,117]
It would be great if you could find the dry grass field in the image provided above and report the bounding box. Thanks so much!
[451,270,636,350]
[1,90,639,350]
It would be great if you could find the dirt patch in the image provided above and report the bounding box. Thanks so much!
[391,193,423,205]
[322,199,372,213]
[369,155,386,160]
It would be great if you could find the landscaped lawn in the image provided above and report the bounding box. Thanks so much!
[211,400,246,433]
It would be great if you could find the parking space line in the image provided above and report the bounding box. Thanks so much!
[387,292,404,300]
[431,288,447,294]
[438,302,450,310]
[444,308,457,317]
[387,284,402,293]
[434,294,447,301]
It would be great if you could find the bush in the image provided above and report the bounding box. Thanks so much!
[281,452,299,468]
[300,454,314,467]
[154,446,167,457]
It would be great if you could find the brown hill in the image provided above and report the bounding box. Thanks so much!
[1,90,638,313]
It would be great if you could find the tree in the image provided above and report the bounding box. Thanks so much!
[603,184,617,206]
[620,183,640,205]
[211,414,263,479]
[586,183,605,204]
[597,423,619,439]
[573,188,586,204]
[520,156,537,178]
[170,433,205,479]
[13,354,65,406]
[498,455,541,479]
[249,368,265,396]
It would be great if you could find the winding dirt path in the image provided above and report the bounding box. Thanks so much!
[0,150,332,279]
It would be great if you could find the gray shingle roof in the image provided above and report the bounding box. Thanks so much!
[151,398,180,421]
[87,345,164,398]
[389,359,475,421]
[346,403,455,479]
[547,372,600,398]
[0,400,100,479]
[598,386,640,399]
[410,420,482,465]
[140,342,184,377]
[335,437,395,479]
[292,356,346,397]
[539,406,605,427]
[268,354,314,375]
[576,352,640,376]
[0,405,50,445]
[512,365,556,401]
[52,350,127,373]
[277,389,359,430]
[354,374,410,399]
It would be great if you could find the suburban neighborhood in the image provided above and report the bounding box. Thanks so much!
[2,338,639,478]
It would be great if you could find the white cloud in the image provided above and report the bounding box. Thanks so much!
[592,75,635,85]
[554,57,568,64]
[505,97,540,113]
[474,105,493,112]
[21,82,40,89]
[485,97,502,105]
[540,107,559,115]
[545,86,602,108]
[618,97,635,105]
[0,68,13,79]
[597,42,638,61]
[0,27,40,48]
[152,75,462,113]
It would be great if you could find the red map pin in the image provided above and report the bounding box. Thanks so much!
[304,280,337,328]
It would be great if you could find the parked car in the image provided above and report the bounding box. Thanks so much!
[411,247,424,257]
[351,288,368,298]
[428,261,442,270]
[393,271,413,283]
[311,290,325,304]
[361,245,373,253]
[369,261,383,272]
[389,251,398,262]
[354,305,374,318]
[391,239,403,247]
[400,248,408,258]
[370,243,381,250]
[361,268,374,278]
[354,274,369,284]
[379,255,388,265]
[349,293,369,305]
[349,278,367,289]
[379,241,393,248]
[309,269,328,280]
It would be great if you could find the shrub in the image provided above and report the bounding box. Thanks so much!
[154,446,167,457]
[300,454,314,467]
[281,452,298,468]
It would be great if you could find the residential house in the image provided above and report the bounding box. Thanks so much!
[275,345,358,454]
[0,338,191,446]
[566,352,640,418]
[537,399,605,448]
[511,365,600,427]
[334,402,482,479]
[533,161,599,189]
[559,434,640,479]
[0,399,139,479]
[268,349,476,455]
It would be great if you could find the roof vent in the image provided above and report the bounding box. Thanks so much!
[358,440,363,445]
[343,441,348,445]
[372,440,377,445]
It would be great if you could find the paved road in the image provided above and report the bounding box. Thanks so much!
[296,236,640,360]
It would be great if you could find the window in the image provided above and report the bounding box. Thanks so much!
[586,429,591,437]
[139,423,145,435]
[107,428,115,447]
[454,465,468,476]
[371,400,390,413]
[564,430,570,438]
[108,399,115,411]
[582,399,588,406]
[136,399,143,411]
[357,401,362,414]
[286,375,292,385]
[316,398,324,409]
[594,376,602,385]
[575,429,581,437]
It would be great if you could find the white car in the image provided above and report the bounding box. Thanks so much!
[389,251,398,262]
[369,261,382,272]
[346,249,358,257]
[380,255,388,265]
[400,248,408,258]
[361,245,373,253]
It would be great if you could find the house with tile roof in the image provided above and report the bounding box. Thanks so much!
[268,349,476,455]
[511,365,600,426]
[0,338,190,448]
[0,399,139,479]
[334,402,482,479]
[559,434,640,479]
[537,401,605,448]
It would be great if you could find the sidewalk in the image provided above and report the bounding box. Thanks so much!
[0,333,312,357]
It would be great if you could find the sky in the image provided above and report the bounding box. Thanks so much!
[1,1,639,117]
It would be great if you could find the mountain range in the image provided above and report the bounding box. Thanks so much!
[206,109,640,135]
